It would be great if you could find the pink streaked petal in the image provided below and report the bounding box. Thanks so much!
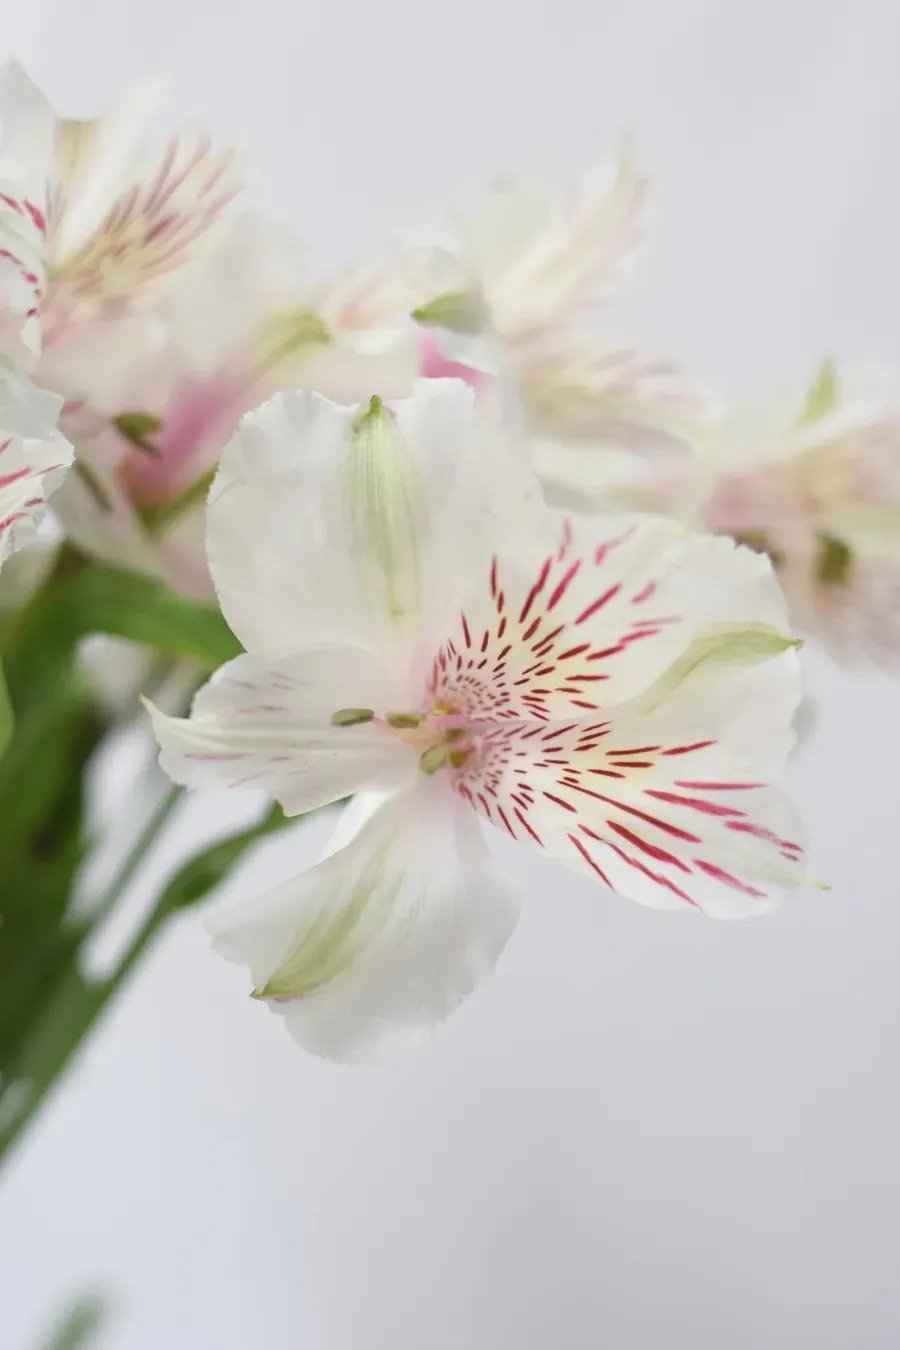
[452,718,805,916]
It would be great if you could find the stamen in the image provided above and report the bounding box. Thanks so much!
[386,712,424,728]
[420,745,448,774]
[331,708,376,726]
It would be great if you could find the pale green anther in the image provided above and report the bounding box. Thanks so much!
[796,358,839,426]
[344,394,427,624]
[633,625,801,713]
[419,744,448,775]
[411,288,488,334]
[331,707,376,726]
[114,411,163,456]
[386,712,424,729]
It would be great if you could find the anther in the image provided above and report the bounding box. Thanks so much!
[386,712,424,729]
[419,745,448,775]
[331,708,376,727]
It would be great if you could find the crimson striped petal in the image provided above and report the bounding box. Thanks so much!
[0,364,72,569]
[454,716,804,916]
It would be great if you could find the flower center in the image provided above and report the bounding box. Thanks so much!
[331,703,478,775]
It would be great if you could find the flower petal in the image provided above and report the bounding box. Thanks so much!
[0,60,55,363]
[51,451,174,583]
[0,361,72,570]
[47,112,238,324]
[50,80,162,261]
[454,711,805,917]
[209,779,520,1062]
[522,338,709,455]
[148,645,413,814]
[207,379,546,661]
[464,146,646,343]
[428,513,795,722]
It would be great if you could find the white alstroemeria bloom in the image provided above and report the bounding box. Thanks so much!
[0,58,236,360]
[625,362,900,667]
[0,59,237,588]
[403,145,708,466]
[43,82,237,342]
[149,379,806,1062]
[0,359,72,570]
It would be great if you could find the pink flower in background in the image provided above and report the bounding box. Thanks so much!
[694,363,900,666]
[591,361,900,667]
[418,327,484,389]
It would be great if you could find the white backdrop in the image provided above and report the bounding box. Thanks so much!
[3,1,900,1347]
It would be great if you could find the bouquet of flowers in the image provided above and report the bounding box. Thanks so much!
[2,58,893,1165]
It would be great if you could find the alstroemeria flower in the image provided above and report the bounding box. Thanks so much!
[34,70,235,347]
[617,362,900,667]
[0,59,240,591]
[148,379,806,1062]
[46,212,420,598]
[0,359,72,571]
[404,146,708,467]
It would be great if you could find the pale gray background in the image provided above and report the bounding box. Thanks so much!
[2,1,900,1347]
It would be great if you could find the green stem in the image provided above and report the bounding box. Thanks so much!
[0,787,183,1172]
[0,797,295,1173]
[86,784,183,928]
[0,899,172,1170]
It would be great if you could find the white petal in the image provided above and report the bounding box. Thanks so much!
[50,450,170,580]
[465,148,647,339]
[51,80,162,262]
[207,380,546,661]
[429,513,795,722]
[522,338,709,450]
[47,116,237,321]
[455,713,805,918]
[149,645,414,813]
[628,643,802,781]
[207,388,366,654]
[209,779,520,1061]
[0,60,55,363]
[0,60,56,201]
[0,361,72,570]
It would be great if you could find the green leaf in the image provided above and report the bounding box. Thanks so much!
[0,660,12,760]
[796,358,839,426]
[37,1293,108,1350]
[16,564,241,669]
[0,668,96,873]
